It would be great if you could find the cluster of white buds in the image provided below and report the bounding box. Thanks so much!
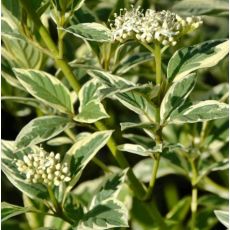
[110,7,203,46]
[15,148,71,187]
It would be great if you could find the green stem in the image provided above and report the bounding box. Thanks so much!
[47,186,74,224]
[191,187,198,230]
[47,186,60,213]
[144,127,162,201]
[199,121,208,146]
[19,0,81,93]
[144,153,160,200]
[190,159,198,230]
[57,13,66,58]
[92,157,112,173]
[154,43,162,85]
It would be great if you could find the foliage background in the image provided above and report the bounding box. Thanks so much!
[1,0,229,229]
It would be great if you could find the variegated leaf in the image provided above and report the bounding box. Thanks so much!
[13,69,74,114]
[120,122,157,131]
[170,100,229,124]
[167,40,229,82]
[117,144,150,157]
[78,80,104,112]
[52,0,85,12]
[214,210,229,228]
[2,17,43,69]
[47,136,73,146]
[65,131,113,188]
[88,70,157,122]
[118,144,163,157]
[62,23,111,42]
[78,199,128,230]
[113,52,153,74]
[196,159,229,184]
[90,170,127,208]
[15,116,71,149]
[74,100,109,123]
[133,157,187,183]
[75,80,109,123]
[1,202,34,222]
[172,0,229,16]
[160,73,197,123]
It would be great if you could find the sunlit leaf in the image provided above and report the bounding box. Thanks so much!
[167,40,229,82]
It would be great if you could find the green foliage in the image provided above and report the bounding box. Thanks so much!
[13,69,74,114]
[1,202,34,222]
[167,40,229,82]
[172,0,229,16]
[63,23,112,42]
[214,210,229,228]
[1,0,229,229]
[15,116,71,149]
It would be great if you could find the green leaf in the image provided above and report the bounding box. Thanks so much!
[47,136,73,146]
[167,40,229,82]
[88,70,157,122]
[74,100,109,123]
[172,0,229,16]
[2,17,43,69]
[166,196,191,221]
[170,100,229,124]
[1,96,53,114]
[198,195,228,209]
[2,17,24,41]
[73,176,106,206]
[113,52,153,74]
[15,116,71,149]
[1,71,25,91]
[90,171,127,207]
[161,151,190,174]
[13,69,74,114]
[2,96,44,108]
[122,133,153,148]
[1,202,33,222]
[118,144,149,157]
[71,0,85,12]
[62,23,111,42]
[52,0,85,12]
[196,159,229,184]
[196,208,218,230]
[74,80,109,123]
[214,210,229,228]
[198,178,228,199]
[79,199,128,230]
[23,194,45,229]
[117,144,161,157]
[133,157,187,183]
[78,79,105,112]
[160,73,197,123]
[120,122,158,131]
[2,0,21,20]
[65,131,113,188]
[1,140,49,199]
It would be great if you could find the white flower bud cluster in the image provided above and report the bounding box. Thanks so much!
[110,7,203,46]
[15,149,71,187]
[109,6,144,42]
